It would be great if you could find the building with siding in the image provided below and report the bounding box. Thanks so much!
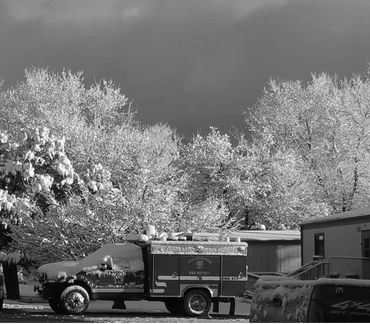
[237,230,301,274]
[194,230,301,274]
[301,207,370,279]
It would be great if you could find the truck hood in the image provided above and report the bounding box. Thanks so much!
[38,261,80,280]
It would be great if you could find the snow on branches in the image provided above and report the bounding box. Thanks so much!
[0,127,83,226]
[0,126,132,263]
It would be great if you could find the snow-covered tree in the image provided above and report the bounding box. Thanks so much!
[0,127,82,252]
[245,71,370,218]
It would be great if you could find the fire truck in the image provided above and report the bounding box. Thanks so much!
[35,233,248,317]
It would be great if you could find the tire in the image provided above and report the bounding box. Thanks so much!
[48,298,65,314]
[60,285,90,315]
[183,289,211,317]
[165,299,185,315]
[0,296,3,311]
[307,300,325,322]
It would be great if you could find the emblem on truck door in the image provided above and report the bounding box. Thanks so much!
[196,260,204,270]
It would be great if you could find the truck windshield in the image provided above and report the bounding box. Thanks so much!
[79,243,144,272]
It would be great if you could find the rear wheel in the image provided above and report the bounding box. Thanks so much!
[165,299,185,315]
[183,289,211,317]
[48,298,65,314]
[0,296,3,311]
[60,285,90,315]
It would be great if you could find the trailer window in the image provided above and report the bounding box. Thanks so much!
[361,230,370,258]
[364,239,369,257]
[314,233,325,258]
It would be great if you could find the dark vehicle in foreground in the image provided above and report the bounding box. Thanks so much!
[35,234,248,317]
[250,276,370,322]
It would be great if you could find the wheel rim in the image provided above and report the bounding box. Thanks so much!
[188,294,207,314]
[65,291,86,312]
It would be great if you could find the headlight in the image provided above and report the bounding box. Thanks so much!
[57,271,67,280]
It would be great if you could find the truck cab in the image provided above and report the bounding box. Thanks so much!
[35,233,248,317]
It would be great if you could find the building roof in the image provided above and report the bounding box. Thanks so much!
[194,230,301,242]
[301,206,370,226]
[235,230,301,241]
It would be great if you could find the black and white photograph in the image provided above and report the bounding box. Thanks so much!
[1,0,370,322]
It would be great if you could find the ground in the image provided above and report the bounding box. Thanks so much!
[1,284,250,322]
[2,299,250,322]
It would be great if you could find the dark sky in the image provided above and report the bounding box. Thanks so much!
[1,0,370,138]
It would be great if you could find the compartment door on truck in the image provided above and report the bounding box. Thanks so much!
[179,255,221,295]
[221,255,247,297]
[151,254,180,296]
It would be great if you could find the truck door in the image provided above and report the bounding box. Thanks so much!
[79,244,145,299]
[221,255,247,297]
[151,255,180,296]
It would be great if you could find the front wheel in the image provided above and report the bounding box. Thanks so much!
[48,298,65,314]
[60,285,90,315]
[183,289,211,317]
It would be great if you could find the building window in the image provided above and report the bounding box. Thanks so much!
[314,233,325,258]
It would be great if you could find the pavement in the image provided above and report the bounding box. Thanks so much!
[6,283,251,306]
